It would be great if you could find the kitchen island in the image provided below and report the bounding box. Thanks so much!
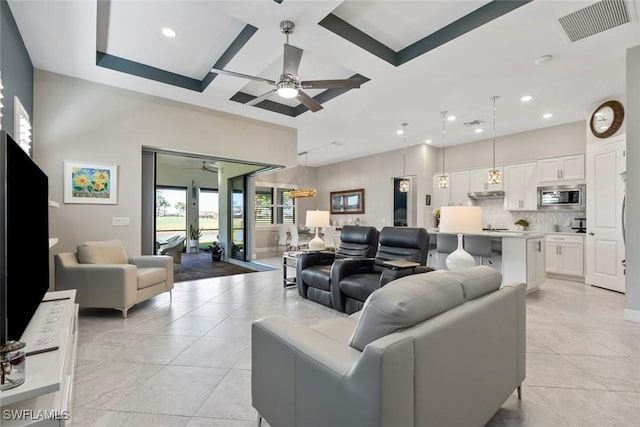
[427,229,546,293]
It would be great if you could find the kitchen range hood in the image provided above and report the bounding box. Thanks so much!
[467,191,505,200]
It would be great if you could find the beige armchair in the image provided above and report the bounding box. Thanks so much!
[54,239,174,318]
[160,236,186,267]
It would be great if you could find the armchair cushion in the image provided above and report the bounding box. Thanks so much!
[339,273,380,302]
[348,271,464,351]
[137,267,168,290]
[77,239,128,264]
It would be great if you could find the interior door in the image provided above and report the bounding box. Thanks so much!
[586,137,626,292]
[230,176,246,261]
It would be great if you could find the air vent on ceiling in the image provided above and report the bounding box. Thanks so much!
[464,120,484,127]
[558,0,632,42]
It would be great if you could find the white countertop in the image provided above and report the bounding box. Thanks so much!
[427,228,546,239]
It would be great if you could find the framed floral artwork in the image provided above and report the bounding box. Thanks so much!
[64,161,118,204]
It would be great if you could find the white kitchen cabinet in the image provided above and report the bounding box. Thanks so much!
[538,154,585,182]
[546,235,584,277]
[502,236,545,293]
[504,162,537,211]
[432,173,450,210]
[450,170,470,206]
[469,167,504,192]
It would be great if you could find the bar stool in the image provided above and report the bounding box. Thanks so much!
[463,235,493,266]
[436,233,458,254]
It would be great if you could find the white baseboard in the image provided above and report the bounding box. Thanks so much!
[624,308,640,323]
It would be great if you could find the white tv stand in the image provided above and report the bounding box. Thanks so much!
[0,290,78,426]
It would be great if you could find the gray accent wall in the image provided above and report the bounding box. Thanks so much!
[625,45,640,322]
[0,0,33,141]
[34,70,296,273]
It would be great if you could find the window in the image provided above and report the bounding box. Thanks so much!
[198,188,219,245]
[254,186,295,225]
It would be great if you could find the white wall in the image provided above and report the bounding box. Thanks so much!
[625,46,640,322]
[437,121,586,172]
[34,70,297,264]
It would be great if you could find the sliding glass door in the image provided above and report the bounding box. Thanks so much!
[230,176,246,261]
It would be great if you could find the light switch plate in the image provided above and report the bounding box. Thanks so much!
[112,217,130,226]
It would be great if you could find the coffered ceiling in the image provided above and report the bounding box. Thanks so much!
[9,0,640,166]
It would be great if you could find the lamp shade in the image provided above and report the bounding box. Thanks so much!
[306,210,330,228]
[438,206,482,234]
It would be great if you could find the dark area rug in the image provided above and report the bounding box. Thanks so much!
[174,251,257,282]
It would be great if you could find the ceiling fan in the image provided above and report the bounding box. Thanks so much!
[211,20,362,112]
[183,161,218,173]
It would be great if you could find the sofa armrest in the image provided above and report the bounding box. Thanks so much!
[331,258,375,312]
[252,316,362,427]
[379,266,434,287]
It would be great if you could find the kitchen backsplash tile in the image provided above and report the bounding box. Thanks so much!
[475,199,585,233]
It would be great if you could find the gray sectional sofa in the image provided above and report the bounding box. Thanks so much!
[252,266,526,427]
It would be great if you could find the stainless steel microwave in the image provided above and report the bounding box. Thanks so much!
[537,185,586,210]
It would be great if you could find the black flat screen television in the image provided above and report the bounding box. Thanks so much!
[0,130,50,344]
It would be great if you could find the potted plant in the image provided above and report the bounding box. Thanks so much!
[514,219,530,231]
[188,224,202,253]
[433,209,441,228]
[208,241,222,262]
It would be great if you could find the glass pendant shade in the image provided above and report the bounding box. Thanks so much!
[488,96,500,185]
[439,111,449,189]
[488,169,501,184]
[398,122,409,192]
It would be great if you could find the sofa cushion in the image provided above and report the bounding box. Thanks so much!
[77,239,128,264]
[443,266,502,300]
[137,267,167,289]
[348,271,464,351]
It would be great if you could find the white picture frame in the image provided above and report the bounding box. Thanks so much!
[64,161,118,204]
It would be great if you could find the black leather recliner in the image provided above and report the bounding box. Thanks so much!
[331,226,432,314]
[296,225,379,309]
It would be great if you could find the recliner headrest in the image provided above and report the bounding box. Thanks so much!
[379,227,428,249]
[340,226,379,245]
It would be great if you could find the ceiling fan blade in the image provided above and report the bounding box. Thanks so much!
[246,89,278,106]
[296,89,323,112]
[301,78,362,89]
[211,68,276,85]
[283,44,303,77]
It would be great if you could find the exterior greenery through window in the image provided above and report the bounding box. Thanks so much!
[255,186,295,225]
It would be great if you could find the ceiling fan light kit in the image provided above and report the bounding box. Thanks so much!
[399,123,409,193]
[439,111,449,189]
[210,20,361,113]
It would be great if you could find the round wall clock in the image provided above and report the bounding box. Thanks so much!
[590,100,624,139]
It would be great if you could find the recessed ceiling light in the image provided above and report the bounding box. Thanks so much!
[475,128,483,133]
[425,139,432,144]
[533,55,553,65]
[162,27,177,38]
[447,115,456,121]
[520,95,533,102]
[396,129,404,135]
[542,113,553,119]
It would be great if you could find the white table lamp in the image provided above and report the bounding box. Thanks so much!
[439,206,482,270]
[306,210,330,250]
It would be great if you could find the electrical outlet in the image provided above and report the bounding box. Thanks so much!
[112,217,130,226]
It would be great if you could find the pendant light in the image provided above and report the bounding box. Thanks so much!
[399,123,410,192]
[290,151,317,198]
[488,96,501,185]
[438,111,449,189]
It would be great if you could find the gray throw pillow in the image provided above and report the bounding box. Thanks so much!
[348,271,464,351]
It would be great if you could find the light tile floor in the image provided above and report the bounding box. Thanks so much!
[72,261,640,427]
